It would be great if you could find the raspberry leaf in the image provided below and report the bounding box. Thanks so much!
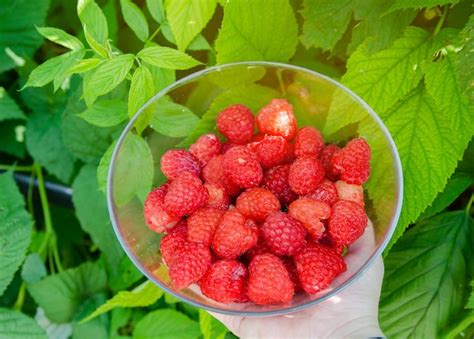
[199,310,227,339]
[128,65,155,134]
[150,98,200,137]
[0,308,47,338]
[77,99,128,127]
[77,0,109,55]
[146,0,165,24]
[36,26,84,51]
[385,0,460,13]
[137,46,201,69]
[133,309,200,338]
[0,88,26,122]
[120,0,149,42]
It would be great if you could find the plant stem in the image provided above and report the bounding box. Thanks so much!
[13,283,26,311]
[466,194,473,216]
[27,169,36,222]
[0,164,34,172]
[147,27,161,43]
[434,6,448,36]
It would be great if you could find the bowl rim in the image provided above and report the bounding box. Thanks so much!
[107,61,404,317]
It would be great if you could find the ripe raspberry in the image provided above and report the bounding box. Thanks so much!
[328,200,368,245]
[256,99,297,140]
[204,183,230,210]
[144,183,179,233]
[294,244,346,294]
[254,135,292,169]
[288,157,325,195]
[160,149,200,181]
[199,260,248,303]
[319,236,345,255]
[202,155,240,196]
[246,233,271,260]
[216,104,254,144]
[319,144,340,181]
[247,254,294,305]
[212,209,258,259]
[281,257,302,292]
[221,142,237,154]
[263,165,297,205]
[164,173,208,218]
[246,134,265,153]
[187,208,224,246]
[288,197,331,240]
[335,180,364,206]
[307,180,339,206]
[160,220,188,266]
[236,187,280,222]
[331,138,371,184]
[261,212,306,256]
[294,127,324,158]
[189,133,222,167]
[223,146,263,188]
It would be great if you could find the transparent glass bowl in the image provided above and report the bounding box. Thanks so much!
[107,62,403,316]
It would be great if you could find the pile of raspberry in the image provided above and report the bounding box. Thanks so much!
[144,98,371,305]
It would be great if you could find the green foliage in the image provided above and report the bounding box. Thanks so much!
[137,46,201,69]
[77,100,128,127]
[0,88,26,121]
[386,0,460,13]
[36,26,84,51]
[120,0,149,42]
[133,309,200,338]
[150,99,200,138]
[0,308,47,338]
[199,310,227,339]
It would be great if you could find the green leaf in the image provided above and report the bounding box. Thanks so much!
[161,22,212,51]
[165,0,217,51]
[300,0,353,51]
[164,292,180,304]
[0,122,26,158]
[66,58,102,75]
[0,0,49,72]
[82,281,163,322]
[0,172,33,295]
[147,0,165,24]
[36,26,84,51]
[120,0,149,42]
[21,253,47,284]
[150,99,200,137]
[28,261,107,323]
[199,310,227,339]
[468,281,474,308]
[97,141,116,194]
[77,99,128,127]
[386,0,460,13]
[133,309,200,339]
[128,65,155,133]
[215,0,298,63]
[146,63,176,91]
[77,0,108,45]
[137,46,201,69]
[456,15,473,103]
[0,88,26,122]
[72,294,108,339]
[0,308,47,338]
[380,210,473,337]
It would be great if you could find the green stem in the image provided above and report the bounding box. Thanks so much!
[146,27,161,43]
[52,239,63,272]
[27,169,36,222]
[466,194,473,216]
[12,283,26,311]
[0,164,34,172]
[434,6,448,36]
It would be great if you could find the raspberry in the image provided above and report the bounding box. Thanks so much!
[160,220,188,266]
[236,187,280,222]
[263,165,297,205]
[223,146,263,188]
[319,236,345,255]
[246,233,271,260]
[187,207,224,246]
[294,127,324,158]
[247,254,294,305]
[199,260,248,303]
[256,99,297,140]
[288,197,331,240]
[328,200,368,245]
[189,133,222,167]
[160,149,200,181]
[164,172,208,218]
[306,180,339,206]
[202,155,240,196]
[335,180,364,206]
[288,157,325,195]
[216,104,254,144]
[144,183,179,233]
[294,244,346,294]
[221,142,237,154]
[254,135,292,169]
[212,209,258,259]
[246,134,265,153]
[319,144,340,181]
[331,138,371,184]
[261,212,306,256]
[281,256,302,292]
[204,183,230,210]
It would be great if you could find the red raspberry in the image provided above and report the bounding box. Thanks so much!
[160,220,188,266]
[223,146,263,188]
[247,254,294,305]
[335,180,365,206]
[254,135,292,169]
[288,157,325,195]
[307,180,339,206]
[144,183,179,233]
[294,244,346,294]
[160,149,200,181]
[263,165,297,205]
[288,197,331,240]
[246,134,265,153]
[216,104,254,144]
[187,207,224,246]
[319,236,345,255]
[204,183,230,210]
[328,200,367,245]
[221,141,238,154]
[319,144,340,181]
[246,233,271,260]
[202,155,240,196]
[189,133,222,167]
[256,99,297,140]
[212,209,258,259]
[164,172,208,218]
[261,212,306,256]
[281,256,302,292]
[331,138,371,184]
[236,187,280,222]
[294,127,324,158]
[199,260,248,303]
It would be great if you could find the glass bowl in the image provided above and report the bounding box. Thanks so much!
[107,62,403,316]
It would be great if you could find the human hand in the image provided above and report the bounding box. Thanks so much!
[210,221,385,338]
